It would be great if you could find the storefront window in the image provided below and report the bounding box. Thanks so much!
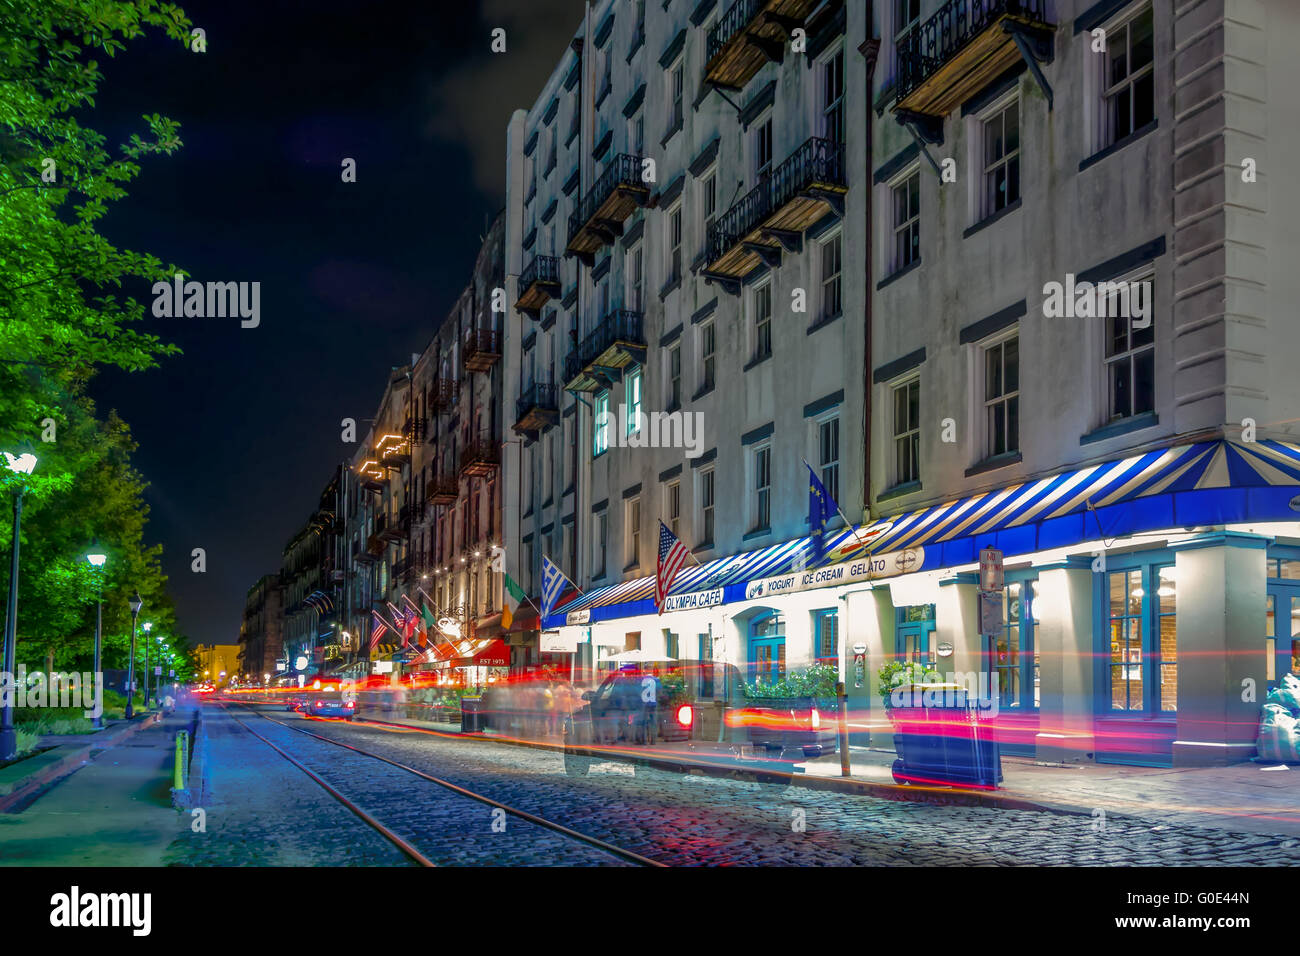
[1108,570,1144,711]
[814,609,838,666]
[749,613,786,685]
[1157,566,1177,712]
[1106,564,1176,713]
[988,579,1039,709]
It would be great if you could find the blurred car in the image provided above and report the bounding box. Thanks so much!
[285,695,310,712]
[305,693,355,719]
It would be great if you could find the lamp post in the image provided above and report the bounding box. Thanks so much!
[0,451,37,761]
[86,548,107,730]
[126,592,142,719]
[142,621,152,709]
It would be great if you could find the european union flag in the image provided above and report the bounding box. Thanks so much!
[807,463,836,562]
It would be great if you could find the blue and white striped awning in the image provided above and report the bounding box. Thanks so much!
[543,440,1300,628]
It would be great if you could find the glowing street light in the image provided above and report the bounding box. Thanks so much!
[86,546,107,729]
[0,450,37,761]
[125,592,142,719]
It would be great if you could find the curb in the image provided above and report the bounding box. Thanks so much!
[0,711,162,813]
[352,714,1085,817]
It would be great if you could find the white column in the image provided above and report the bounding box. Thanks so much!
[1034,561,1095,765]
[1171,533,1268,767]
[845,586,895,747]
[937,576,980,679]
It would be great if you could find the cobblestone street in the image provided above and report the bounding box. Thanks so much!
[171,704,1300,866]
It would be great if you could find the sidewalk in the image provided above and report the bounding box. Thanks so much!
[352,708,1300,837]
[0,710,192,866]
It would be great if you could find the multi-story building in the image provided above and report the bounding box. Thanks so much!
[280,468,347,675]
[237,573,282,680]
[505,0,864,681]
[850,0,1300,767]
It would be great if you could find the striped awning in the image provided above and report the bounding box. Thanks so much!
[543,440,1300,628]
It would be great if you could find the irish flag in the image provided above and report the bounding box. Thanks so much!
[502,572,528,630]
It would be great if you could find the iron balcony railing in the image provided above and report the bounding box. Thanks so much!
[707,0,764,64]
[460,438,501,472]
[519,254,561,292]
[568,153,643,244]
[429,377,455,411]
[894,0,1048,104]
[565,309,643,383]
[464,327,501,358]
[706,136,845,265]
[516,381,559,422]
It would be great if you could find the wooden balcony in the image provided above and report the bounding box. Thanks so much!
[358,460,388,493]
[459,438,500,478]
[426,474,459,507]
[565,154,648,265]
[703,137,847,292]
[365,531,388,558]
[893,0,1053,120]
[704,0,820,91]
[377,433,409,469]
[513,381,561,436]
[564,310,646,393]
[464,328,502,373]
[516,255,562,317]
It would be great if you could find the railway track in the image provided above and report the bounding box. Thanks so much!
[220,702,663,867]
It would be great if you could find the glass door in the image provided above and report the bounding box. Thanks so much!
[895,604,936,668]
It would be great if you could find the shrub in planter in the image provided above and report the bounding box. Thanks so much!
[877,661,940,716]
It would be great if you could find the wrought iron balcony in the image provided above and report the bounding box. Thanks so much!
[517,255,562,317]
[404,415,427,446]
[464,327,502,373]
[426,473,459,507]
[377,433,410,468]
[428,377,455,413]
[705,0,819,91]
[460,438,500,478]
[513,381,560,436]
[358,460,388,492]
[893,0,1052,119]
[564,309,646,393]
[703,137,846,290]
[565,154,649,265]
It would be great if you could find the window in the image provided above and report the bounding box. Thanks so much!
[629,112,644,156]
[749,613,786,685]
[628,244,644,311]
[818,416,839,504]
[815,610,839,666]
[666,480,681,537]
[625,365,642,435]
[667,342,681,409]
[754,117,773,181]
[664,630,679,660]
[822,50,845,144]
[626,496,641,567]
[544,436,554,500]
[1106,564,1176,713]
[820,232,842,319]
[698,632,715,697]
[751,443,771,532]
[666,203,682,285]
[524,539,535,593]
[1104,278,1155,422]
[700,321,716,391]
[698,467,715,545]
[598,277,610,317]
[892,378,920,485]
[669,61,684,133]
[891,170,920,272]
[894,0,920,42]
[595,510,608,578]
[989,579,1039,710]
[547,127,557,174]
[983,335,1019,458]
[593,390,610,455]
[633,0,646,48]
[1102,4,1155,147]
[701,171,717,257]
[752,282,772,361]
[981,98,1020,217]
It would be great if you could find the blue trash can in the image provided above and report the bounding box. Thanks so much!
[888,686,1001,788]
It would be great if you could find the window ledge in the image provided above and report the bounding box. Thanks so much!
[695,540,714,553]
[965,451,1023,478]
[962,197,1022,240]
[542,496,553,509]
[878,479,922,503]
[807,311,843,335]
[595,85,612,110]
[1080,412,1159,446]
[665,401,681,414]
[623,560,639,573]
[743,527,771,542]
[660,117,683,148]
[593,449,609,462]
[743,352,773,373]
[876,257,921,290]
[659,273,682,300]
[692,383,716,402]
[1079,119,1159,173]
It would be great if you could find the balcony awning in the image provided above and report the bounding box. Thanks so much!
[544,440,1300,628]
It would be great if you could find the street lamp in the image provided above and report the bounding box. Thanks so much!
[86,547,107,729]
[126,591,142,719]
[142,621,152,709]
[0,450,37,761]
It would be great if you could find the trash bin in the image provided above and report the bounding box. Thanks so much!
[461,696,485,734]
[888,684,1001,788]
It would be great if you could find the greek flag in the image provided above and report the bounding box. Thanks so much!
[541,555,574,619]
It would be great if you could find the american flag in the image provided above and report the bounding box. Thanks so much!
[370,610,390,649]
[655,521,690,614]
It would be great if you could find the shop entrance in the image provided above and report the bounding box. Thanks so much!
[894,604,936,668]
[1266,556,1300,687]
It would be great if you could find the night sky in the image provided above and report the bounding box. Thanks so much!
[89,0,586,648]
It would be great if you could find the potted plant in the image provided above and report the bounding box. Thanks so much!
[877,660,939,722]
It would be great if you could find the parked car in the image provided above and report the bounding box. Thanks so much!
[285,695,310,713]
[730,696,839,759]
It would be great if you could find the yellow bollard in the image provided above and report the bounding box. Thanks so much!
[173,730,189,791]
